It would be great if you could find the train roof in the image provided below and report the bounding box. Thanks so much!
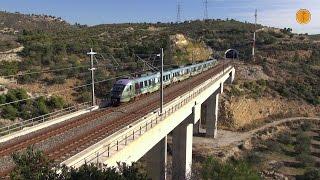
[115,59,217,84]
[115,79,133,85]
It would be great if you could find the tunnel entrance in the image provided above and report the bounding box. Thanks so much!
[225,49,239,59]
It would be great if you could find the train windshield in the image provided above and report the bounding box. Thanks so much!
[112,84,125,91]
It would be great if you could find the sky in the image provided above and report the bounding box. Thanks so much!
[0,0,319,34]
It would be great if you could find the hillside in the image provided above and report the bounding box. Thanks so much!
[0,11,71,33]
[0,11,319,126]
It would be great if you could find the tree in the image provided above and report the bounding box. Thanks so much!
[10,146,58,180]
[11,147,147,180]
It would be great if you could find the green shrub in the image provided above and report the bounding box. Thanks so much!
[301,121,313,132]
[296,153,315,167]
[35,97,49,115]
[48,96,65,109]
[0,88,67,120]
[2,105,18,120]
[294,132,311,154]
[78,91,92,103]
[278,132,294,145]
[0,95,6,104]
[229,86,242,96]
[0,61,19,76]
[245,152,263,165]
[264,140,282,153]
[20,102,36,120]
[301,168,320,180]
[18,74,40,84]
[200,157,260,180]
[48,76,66,85]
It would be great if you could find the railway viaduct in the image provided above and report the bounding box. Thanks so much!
[61,64,235,180]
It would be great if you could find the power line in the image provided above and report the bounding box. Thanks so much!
[0,64,91,78]
[0,62,128,79]
[0,51,123,78]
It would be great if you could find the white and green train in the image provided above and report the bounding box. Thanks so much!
[110,59,217,104]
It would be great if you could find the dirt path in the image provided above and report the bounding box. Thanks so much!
[193,117,320,157]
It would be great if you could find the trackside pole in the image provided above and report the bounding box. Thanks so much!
[87,48,97,106]
[159,48,164,115]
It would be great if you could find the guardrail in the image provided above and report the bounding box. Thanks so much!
[68,64,233,168]
[0,102,92,136]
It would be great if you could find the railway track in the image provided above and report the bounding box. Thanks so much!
[0,61,231,177]
[47,61,230,162]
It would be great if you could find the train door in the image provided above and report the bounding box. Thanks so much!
[135,82,139,95]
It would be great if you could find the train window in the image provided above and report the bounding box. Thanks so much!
[144,80,148,86]
[113,84,125,91]
[135,83,139,89]
[140,82,143,88]
[129,85,132,91]
[149,80,152,85]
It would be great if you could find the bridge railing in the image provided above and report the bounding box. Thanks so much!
[0,102,92,136]
[69,64,233,168]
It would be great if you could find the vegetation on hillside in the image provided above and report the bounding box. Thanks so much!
[0,11,71,33]
[0,11,319,122]
[242,121,320,179]
[0,89,65,120]
[195,157,260,179]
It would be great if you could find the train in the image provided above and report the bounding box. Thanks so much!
[110,59,218,105]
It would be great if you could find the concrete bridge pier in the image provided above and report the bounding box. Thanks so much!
[205,83,223,138]
[145,136,167,180]
[193,120,200,135]
[227,68,235,84]
[172,114,194,180]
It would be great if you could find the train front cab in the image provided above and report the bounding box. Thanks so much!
[111,80,134,105]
